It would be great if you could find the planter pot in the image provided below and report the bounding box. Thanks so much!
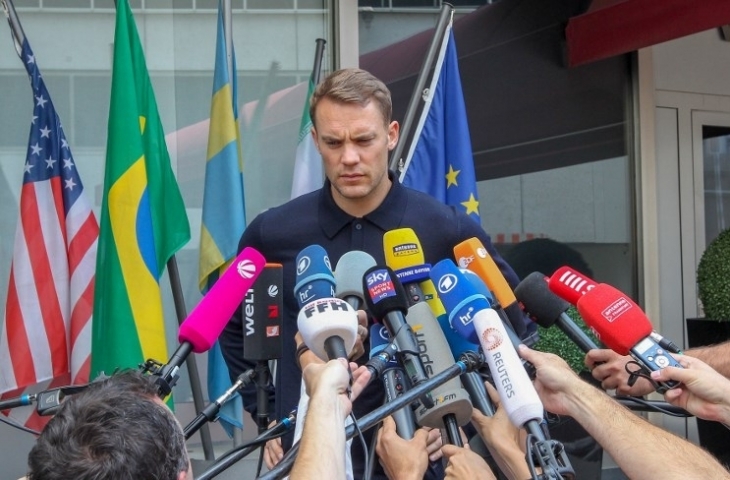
[686,318,730,467]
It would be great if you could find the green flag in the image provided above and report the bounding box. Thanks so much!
[91,0,190,379]
[290,77,322,198]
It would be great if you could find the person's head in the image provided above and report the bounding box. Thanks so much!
[27,370,191,480]
[309,68,399,216]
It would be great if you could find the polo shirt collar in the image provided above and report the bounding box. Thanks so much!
[319,170,407,238]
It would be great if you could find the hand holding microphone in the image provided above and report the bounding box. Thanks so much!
[549,267,683,394]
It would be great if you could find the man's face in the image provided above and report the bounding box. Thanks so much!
[312,97,398,213]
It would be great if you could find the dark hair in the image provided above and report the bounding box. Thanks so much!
[27,370,189,480]
[310,68,392,128]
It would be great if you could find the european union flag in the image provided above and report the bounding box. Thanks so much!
[401,26,480,223]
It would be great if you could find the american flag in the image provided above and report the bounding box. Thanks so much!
[0,38,99,431]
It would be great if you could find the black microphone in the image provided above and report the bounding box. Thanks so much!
[515,271,600,354]
[183,370,256,439]
[363,265,434,409]
[242,263,283,433]
[335,250,376,310]
[370,323,417,439]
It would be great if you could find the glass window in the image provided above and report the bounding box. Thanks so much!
[702,126,730,245]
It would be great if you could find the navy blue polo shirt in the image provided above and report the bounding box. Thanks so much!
[219,172,535,478]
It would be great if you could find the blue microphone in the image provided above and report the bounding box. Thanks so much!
[294,244,335,308]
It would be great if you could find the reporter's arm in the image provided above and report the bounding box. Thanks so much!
[522,346,730,480]
[290,359,370,480]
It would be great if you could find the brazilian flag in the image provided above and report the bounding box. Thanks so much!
[91,0,190,380]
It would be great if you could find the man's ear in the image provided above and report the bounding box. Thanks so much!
[387,121,399,150]
[310,126,319,151]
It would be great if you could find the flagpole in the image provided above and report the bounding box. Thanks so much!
[224,0,233,80]
[167,257,215,461]
[311,38,326,85]
[388,2,453,172]
[2,0,26,57]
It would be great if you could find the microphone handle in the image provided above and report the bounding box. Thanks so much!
[184,370,257,439]
[255,361,271,433]
[260,358,477,480]
[383,367,417,439]
[461,371,495,416]
[524,419,575,480]
[324,335,348,360]
[443,413,463,446]
[342,294,363,311]
[155,341,193,397]
[0,394,34,410]
[556,312,599,352]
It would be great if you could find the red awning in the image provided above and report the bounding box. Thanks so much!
[566,0,730,67]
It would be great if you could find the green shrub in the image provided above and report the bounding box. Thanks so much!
[697,228,730,321]
[534,306,598,373]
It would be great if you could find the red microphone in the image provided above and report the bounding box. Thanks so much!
[575,283,652,356]
[547,266,597,305]
[549,267,682,394]
[156,247,266,396]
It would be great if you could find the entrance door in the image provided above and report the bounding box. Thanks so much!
[690,111,730,316]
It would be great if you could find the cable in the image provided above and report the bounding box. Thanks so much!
[0,414,40,436]
[613,396,692,417]
[345,411,368,480]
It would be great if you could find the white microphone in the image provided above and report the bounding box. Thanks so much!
[297,297,358,360]
[430,259,543,428]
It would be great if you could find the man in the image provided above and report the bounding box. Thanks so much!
[520,345,730,480]
[26,370,191,480]
[291,358,371,479]
[219,67,535,479]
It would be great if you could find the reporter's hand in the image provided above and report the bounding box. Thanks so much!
[651,355,730,424]
[376,416,430,480]
[519,345,585,416]
[348,310,369,361]
[263,421,283,469]
[425,427,444,462]
[471,382,530,480]
[585,349,654,396]
[442,444,496,480]
[303,359,371,417]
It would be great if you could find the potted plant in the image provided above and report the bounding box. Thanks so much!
[690,227,730,465]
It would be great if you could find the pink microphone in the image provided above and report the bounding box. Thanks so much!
[155,247,266,397]
[179,247,267,352]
